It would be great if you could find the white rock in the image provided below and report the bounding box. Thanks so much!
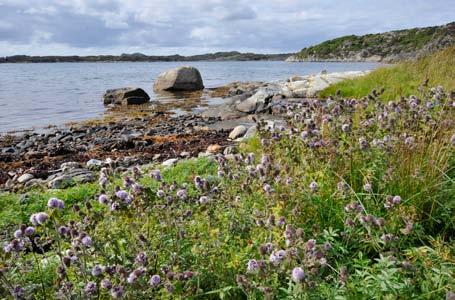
[86,159,102,168]
[17,173,34,184]
[162,158,179,167]
[229,125,248,140]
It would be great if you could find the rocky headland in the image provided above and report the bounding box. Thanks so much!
[288,22,454,63]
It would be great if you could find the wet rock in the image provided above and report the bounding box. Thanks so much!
[154,66,204,92]
[229,125,248,140]
[17,173,34,184]
[103,87,150,105]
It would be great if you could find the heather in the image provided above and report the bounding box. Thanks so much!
[1,83,455,299]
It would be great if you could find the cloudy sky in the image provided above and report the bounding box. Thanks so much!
[0,0,453,56]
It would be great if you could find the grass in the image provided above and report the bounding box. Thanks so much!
[320,46,455,99]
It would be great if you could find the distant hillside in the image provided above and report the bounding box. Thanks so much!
[0,51,290,63]
[289,22,455,63]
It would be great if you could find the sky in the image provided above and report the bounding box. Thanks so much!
[0,0,453,56]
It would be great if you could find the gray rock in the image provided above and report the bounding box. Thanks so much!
[235,88,276,113]
[48,169,94,189]
[86,159,103,168]
[229,125,248,140]
[17,173,34,184]
[103,87,150,105]
[162,158,179,167]
[154,66,204,92]
[61,162,81,170]
[243,126,258,139]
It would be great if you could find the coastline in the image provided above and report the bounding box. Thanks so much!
[0,69,368,191]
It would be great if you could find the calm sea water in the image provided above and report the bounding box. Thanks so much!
[0,61,379,132]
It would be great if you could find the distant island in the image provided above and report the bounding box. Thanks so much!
[0,51,291,63]
[287,22,454,63]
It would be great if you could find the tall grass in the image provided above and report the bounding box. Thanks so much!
[320,46,455,100]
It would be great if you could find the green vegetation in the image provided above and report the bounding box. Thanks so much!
[1,48,455,298]
[320,46,455,99]
[296,22,454,62]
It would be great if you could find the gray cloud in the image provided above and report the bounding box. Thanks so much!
[0,0,453,56]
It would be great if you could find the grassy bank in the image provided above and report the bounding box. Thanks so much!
[320,46,455,100]
[1,54,455,299]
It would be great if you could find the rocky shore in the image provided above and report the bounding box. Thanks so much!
[0,69,368,191]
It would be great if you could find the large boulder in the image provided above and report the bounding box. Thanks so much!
[103,87,150,105]
[154,66,204,92]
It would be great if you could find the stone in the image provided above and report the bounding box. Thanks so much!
[103,87,150,105]
[235,88,276,113]
[243,126,258,139]
[17,173,34,184]
[61,162,81,170]
[162,158,179,167]
[154,66,204,92]
[48,169,94,189]
[206,144,222,153]
[86,159,103,168]
[229,125,248,140]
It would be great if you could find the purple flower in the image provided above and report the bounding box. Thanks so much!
[263,184,273,194]
[100,279,112,290]
[24,226,35,236]
[135,252,148,266]
[269,250,286,266]
[34,212,48,225]
[81,236,93,248]
[341,124,351,133]
[58,226,70,236]
[29,214,39,226]
[98,194,109,205]
[156,190,165,198]
[110,202,120,211]
[132,183,142,195]
[115,190,128,200]
[306,239,316,251]
[123,176,134,188]
[199,196,209,204]
[363,183,372,192]
[91,265,104,277]
[99,176,108,188]
[84,282,97,296]
[176,189,187,200]
[150,170,162,181]
[309,181,318,192]
[14,229,22,239]
[247,259,259,273]
[149,275,161,287]
[292,267,305,283]
[359,137,369,150]
[110,286,125,299]
[48,198,65,209]
[392,195,402,204]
